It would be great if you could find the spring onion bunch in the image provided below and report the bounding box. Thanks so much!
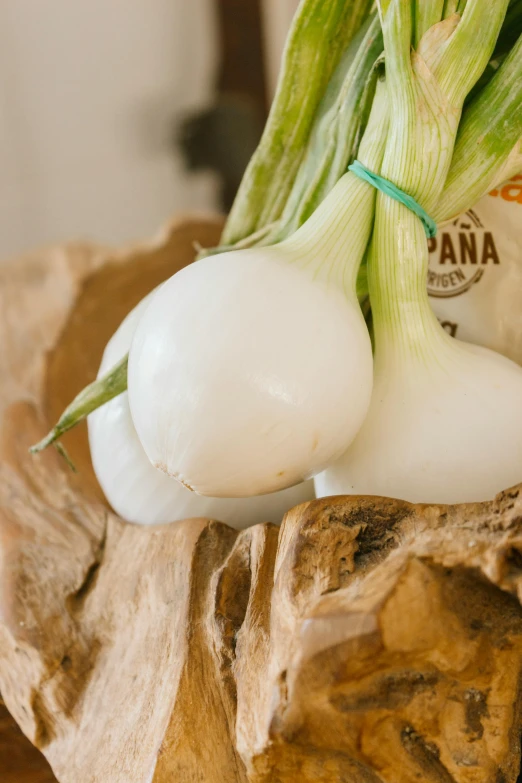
[31,0,522,524]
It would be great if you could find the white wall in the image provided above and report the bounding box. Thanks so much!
[0,0,219,261]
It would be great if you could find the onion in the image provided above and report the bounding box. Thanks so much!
[127,82,391,498]
[88,297,315,528]
[316,0,522,505]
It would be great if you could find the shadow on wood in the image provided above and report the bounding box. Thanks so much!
[0,702,57,782]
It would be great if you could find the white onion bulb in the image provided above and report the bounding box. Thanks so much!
[316,328,522,504]
[128,244,372,498]
[126,83,393,499]
[88,296,315,528]
[126,86,393,499]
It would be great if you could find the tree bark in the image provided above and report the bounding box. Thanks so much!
[0,216,522,783]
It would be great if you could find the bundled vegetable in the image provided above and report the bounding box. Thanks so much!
[30,0,522,525]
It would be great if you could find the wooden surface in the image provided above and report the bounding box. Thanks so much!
[0,215,522,782]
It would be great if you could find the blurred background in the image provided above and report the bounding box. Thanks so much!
[0,0,300,263]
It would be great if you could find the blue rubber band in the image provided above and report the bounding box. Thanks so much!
[348,160,437,239]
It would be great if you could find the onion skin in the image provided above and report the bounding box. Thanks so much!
[88,295,315,528]
[316,335,522,505]
[128,252,373,498]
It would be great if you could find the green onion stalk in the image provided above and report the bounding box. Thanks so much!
[220,0,374,248]
[369,0,510,345]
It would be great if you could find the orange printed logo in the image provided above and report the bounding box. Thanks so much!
[427,209,500,299]
[489,174,522,203]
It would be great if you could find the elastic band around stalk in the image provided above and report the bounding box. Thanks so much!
[348,160,437,238]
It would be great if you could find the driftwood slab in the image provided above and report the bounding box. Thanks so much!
[0,216,522,783]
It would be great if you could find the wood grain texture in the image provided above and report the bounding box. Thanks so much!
[0,215,522,782]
